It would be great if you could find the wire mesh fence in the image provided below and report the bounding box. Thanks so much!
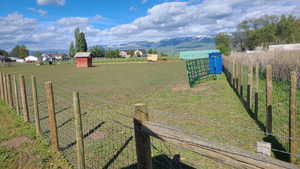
[223,55,300,164]
[0,61,299,169]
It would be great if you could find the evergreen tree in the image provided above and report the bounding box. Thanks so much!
[77,32,88,52]
[74,27,81,52]
[0,49,9,57]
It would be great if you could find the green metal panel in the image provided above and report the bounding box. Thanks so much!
[180,50,220,60]
[186,58,216,87]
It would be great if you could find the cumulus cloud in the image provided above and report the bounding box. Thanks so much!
[28,8,47,16]
[0,0,299,50]
[37,0,65,6]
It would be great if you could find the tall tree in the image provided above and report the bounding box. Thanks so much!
[34,51,42,58]
[215,33,231,55]
[10,45,29,58]
[74,27,81,52]
[68,41,76,57]
[0,49,9,57]
[77,32,88,52]
[89,46,105,57]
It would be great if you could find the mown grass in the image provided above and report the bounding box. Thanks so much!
[0,62,279,168]
[0,101,72,169]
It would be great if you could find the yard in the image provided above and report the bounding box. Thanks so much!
[0,61,282,168]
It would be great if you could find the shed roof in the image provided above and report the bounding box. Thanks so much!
[75,52,91,58]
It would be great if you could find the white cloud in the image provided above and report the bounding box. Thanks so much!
[37,0,65,6]
[0,0,299,50]
[28,8,47,16]
[57,17,89,26]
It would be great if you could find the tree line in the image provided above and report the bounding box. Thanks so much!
[215,14,300,55]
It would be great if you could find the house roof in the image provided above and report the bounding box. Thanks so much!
[75,52,91,58]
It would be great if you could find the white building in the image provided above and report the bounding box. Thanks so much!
[120,51,131,58]
[25,56,38,62]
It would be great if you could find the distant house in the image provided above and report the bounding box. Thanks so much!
[8,57,25,63]
[25,56,38,62]
[120,50,131,58]
[134,49,147,57]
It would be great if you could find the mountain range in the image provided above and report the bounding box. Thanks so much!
[38,36,216,56]
[107,36,216,56]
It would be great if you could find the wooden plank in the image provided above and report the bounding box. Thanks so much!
[19,75,29,122]
[289,71,297,164]
[239,63,243,98]
[140,121,300,169]
[255,64,259,119]
[0,72,4,100]
[31,76,41,134]
[266,65,273,135]
[134,103,152,169]
[247,65,253,109]
[73,91,86,169]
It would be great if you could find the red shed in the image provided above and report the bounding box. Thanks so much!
[75,52,92,68]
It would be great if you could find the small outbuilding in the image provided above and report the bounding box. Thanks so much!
[75,52,92,68]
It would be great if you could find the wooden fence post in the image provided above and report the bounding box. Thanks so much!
[7,74,14,108]
[45,81,59,152]
[266,65,272,135]
[237,62,240,91]
[134,103,152,169]
[0,73,4,100]
[13,75,20,116]
[289,71,297,164]
[239,63,243,98]
[232,59,235,87]
[73,91,85,169]
[247,65,253,110]
[32,76,41,134]
[20,75,29,122]
[255,64,259,119]
[5,74,10,104]
[3,73,8,103]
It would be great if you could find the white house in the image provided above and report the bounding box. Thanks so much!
[120,50,131,58]
[134,49,147,57]
[25,56,38,62]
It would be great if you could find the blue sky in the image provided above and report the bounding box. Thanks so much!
[0,0,299,50]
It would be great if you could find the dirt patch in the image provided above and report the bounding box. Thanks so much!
[172,84,209,92]
[89,131,106,139]
[0,136,32,149]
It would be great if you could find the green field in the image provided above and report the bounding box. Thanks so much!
[0,61,290,168]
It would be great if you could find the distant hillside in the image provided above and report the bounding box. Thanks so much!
[108,36,216,56]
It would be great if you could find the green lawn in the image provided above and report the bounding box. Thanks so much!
[0,62,278,168]
[0,101,71,169]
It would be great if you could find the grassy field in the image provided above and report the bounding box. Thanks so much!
[0,61,281,168]
[0,101,71,169]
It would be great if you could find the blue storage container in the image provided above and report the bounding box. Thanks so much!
[209,52,223,74]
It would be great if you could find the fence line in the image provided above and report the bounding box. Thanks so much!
[223,56,299,164]
[1,70,299,168]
